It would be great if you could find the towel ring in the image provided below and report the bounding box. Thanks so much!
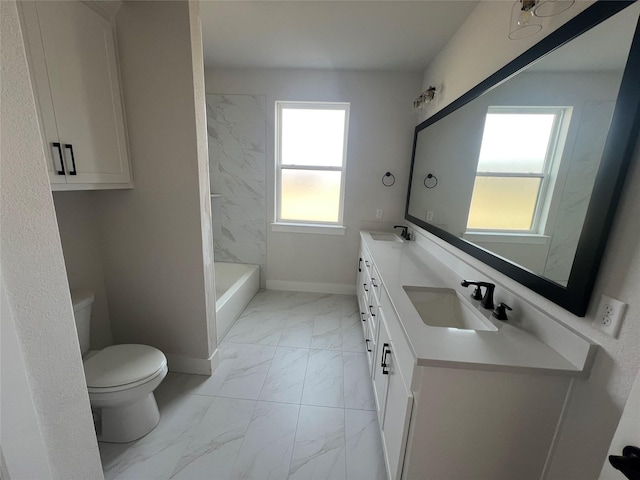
[382,172,395,187]
[424,173,438,189]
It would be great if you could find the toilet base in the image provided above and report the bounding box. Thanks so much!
[96,393,160,443]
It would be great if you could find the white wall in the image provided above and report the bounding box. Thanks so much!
[418,2,640,478]
[53,191,113,349]
[92,1,217,372]
[0,1,103,477]
[205,69,422,292]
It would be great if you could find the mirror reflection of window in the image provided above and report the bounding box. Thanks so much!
[466,107,570,232]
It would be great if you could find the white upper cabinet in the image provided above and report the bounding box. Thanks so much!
[21,1,132,190]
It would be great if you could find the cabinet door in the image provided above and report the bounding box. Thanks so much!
[372,309,390,422]
[374,307,413,480]
[380,338,413,480]
[35,2,131,186]
[19,2,67,184]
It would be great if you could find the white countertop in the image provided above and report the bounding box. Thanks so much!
[361,231,594,375]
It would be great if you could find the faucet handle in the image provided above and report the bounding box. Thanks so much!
[492,302,512,321]
[461,280,483,301]
[393,225,410,240]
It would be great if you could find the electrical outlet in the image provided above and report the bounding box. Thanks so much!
[376,209,383,220]
[426,211,434,221]
[592,294,627,338]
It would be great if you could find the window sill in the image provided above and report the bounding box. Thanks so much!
[271,223,346,236]
[463,232,550,245]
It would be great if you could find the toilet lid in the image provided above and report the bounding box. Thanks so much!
[84,344,167,388]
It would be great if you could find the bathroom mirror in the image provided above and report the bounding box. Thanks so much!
[405,1,640,316]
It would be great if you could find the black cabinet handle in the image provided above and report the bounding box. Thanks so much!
[52,142,65,175]
[365,260,370,267]
[369,305,376,317]
[358,257,362,272]
[363,283,369,292]
[64,144,77,175]
[372,278,378,288]
[609,445,640,480]
[361,312,366,322]
[366,339,372,352]
[382,343,390,374]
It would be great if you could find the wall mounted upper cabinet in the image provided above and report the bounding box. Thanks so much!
[20,1,132,190]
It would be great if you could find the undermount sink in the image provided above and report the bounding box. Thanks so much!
[370,232,403,242]
[403,286,498,331]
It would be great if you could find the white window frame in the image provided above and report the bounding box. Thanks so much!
[274,101,350,233]
[466,106,570,235]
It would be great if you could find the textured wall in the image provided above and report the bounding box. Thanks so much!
[419,2,640,478]
[0,1,103,477]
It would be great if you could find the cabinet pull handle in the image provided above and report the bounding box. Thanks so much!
[365,260,370,267]
[52,142,65,175]
[361,312,366,322]
[369,305,376,317]
[366,339,372,352]
[363,283,369,292]
[358,257,362,272]
[372,278,378,288]
[64,144,77,175]
[382,343,390,374]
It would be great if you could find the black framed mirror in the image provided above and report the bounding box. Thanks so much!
[405,1,640,316]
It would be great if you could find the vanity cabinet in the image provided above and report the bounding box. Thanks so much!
[372,306,413,480]
[358,234,583,480]
[20,1,132,190]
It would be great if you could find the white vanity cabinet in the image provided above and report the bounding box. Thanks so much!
[20,1,132,190]
[372,304,413,480]
[358,233,592,480]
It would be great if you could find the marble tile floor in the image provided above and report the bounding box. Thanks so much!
[99,290,388,480]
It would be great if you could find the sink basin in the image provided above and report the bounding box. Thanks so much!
[370,232,402,242]
[403,286,498,331]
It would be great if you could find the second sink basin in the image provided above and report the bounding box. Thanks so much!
[369,232,402,242]
[403,286,498,331]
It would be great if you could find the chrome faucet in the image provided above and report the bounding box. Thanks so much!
[461,280,495,309]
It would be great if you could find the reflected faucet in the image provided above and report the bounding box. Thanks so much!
[461,280,495,310]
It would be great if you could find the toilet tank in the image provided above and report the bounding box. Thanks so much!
[71,290,94,356]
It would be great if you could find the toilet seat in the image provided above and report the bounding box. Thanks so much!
[84,344,167,393]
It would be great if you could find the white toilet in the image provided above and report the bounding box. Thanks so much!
[72,290,168,443]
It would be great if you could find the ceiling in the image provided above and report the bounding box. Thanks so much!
[199,1,478,72]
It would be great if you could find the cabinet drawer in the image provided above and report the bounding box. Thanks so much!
[370,265,382,304]
[367,298,378,340]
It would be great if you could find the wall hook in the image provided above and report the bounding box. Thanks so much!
[424,173,438,189]
[382,171,395,187]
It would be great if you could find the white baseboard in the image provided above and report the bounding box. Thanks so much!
[266,279,356,295]
[166,348,220,376]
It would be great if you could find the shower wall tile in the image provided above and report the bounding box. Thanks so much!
[209,94,266,125]
[544,101,615,284]
[218,147,266,175]
[207,94,267,281]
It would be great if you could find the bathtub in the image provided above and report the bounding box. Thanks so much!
[215,262,260,340]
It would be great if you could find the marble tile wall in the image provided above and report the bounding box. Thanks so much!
[206,94,267,281]
[543,101,616,285]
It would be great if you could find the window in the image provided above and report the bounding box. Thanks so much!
[275,102,350,227]
[466,107,568,233]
